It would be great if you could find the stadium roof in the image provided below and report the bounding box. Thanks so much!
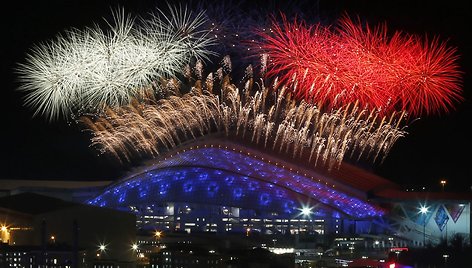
[132,137,402,201]
[90,138,403,218]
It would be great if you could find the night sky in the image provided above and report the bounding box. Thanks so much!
[1,0,471,193]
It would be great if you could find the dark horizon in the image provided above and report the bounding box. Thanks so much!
[1,0,471,193]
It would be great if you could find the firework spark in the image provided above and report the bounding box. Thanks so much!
[81,57,407,170]
[254,13,463,117]
[16,5,216,121]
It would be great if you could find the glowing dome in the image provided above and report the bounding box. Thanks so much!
[88,139,391,220]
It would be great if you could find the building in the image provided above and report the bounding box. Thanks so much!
[0,244,86,268]
[0,192,136,268]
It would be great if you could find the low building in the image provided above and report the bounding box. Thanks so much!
[0,192,136,268]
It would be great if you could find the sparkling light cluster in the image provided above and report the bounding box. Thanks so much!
[81,57,406,169]
[254,14,463,116]
[16,5,216,121]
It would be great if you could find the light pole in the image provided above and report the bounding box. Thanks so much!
[440,180,447,192]
[420,206,428,247]
[154,230,162,247]
[299,205,313,234]
[155,230,161,239]
[442,254,449,267]
[131,243,139,261]
[97,244,106,259]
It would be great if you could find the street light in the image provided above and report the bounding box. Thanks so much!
[442,254,449,267]
[97,243,107,259]
[440,180,447,192]
[154,230,162,247]
[301,206,312,216]
[298,205,314,234]
[0,225,10,244]
[419,206,428,247]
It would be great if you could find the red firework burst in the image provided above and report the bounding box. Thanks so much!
[254,13,463,116]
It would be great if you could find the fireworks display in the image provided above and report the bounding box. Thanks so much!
[254,14,463,117]
[16,5,216,121]
[15,3,464,174]
[81,57,406,170]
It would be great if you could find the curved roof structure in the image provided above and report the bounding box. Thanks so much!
[87,138,399,219]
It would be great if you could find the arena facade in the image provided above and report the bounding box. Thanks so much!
[86,137,472,248]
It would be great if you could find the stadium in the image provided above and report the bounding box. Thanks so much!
[86,137,471,248]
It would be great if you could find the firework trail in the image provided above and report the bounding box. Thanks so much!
[81,57,406,170]
[16,5,216,121]
[254,13,463,117]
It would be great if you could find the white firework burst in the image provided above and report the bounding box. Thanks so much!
[16,5,217,121]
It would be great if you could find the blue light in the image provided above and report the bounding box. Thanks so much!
[183,181,193,193]
[233,188,243,199]
[207,182,219,197]
[198,173,209,181]
[248,182,258,190]
[259,193,271,206]
[159,183,169,195]
[118,192,126,203]
[225,176,234,184]
[139,187,148,198]
[284,201,295,213]
[275,189,285,198]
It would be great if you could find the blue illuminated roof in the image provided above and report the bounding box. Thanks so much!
[88,141,386,219]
